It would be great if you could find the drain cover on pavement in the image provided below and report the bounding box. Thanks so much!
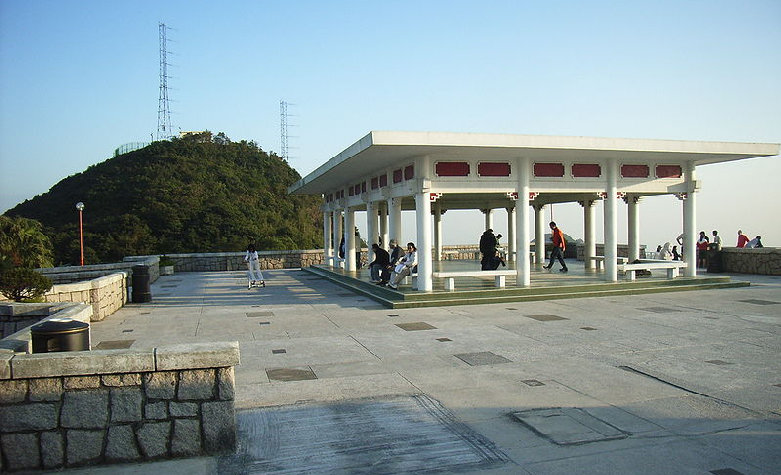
[95,340,134,350]
[511,407,627,445]
[395,322,437,331]
[525,314,568,321]
[639,306,680,313]
[247,311,274,318]
[738,299,779,305]
[454,351,512,366]
[266,367,317,382]
[219,395,507,473]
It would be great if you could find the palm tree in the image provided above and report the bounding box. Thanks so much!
[0,215,54,270]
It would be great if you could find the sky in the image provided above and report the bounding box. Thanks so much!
[1,0,779,248]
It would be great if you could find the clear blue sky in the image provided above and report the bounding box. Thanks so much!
[1,0,779,247]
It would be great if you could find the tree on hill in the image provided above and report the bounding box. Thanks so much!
[5,133,323,265]
[0,215,54,270]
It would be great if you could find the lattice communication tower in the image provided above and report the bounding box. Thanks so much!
[280,100,297,161]
[157,23,173,140]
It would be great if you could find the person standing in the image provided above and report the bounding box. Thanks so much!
[479,229,498,270]
[388,242,418,289]
[368,243,390,283]
[736,230,750,248]
[672,245,681,261]
[544,222,568,273]
[711,230,722,251]
[697,231,710,268]
[244,242,265,289]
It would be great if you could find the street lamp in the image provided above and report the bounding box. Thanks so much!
[75,202,85,266]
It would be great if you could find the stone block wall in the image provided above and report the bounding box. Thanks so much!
[0,341,239,472]
[720,247,781,275]
[0,303,92,352]
[157,250,326,272]
[43,273,127,322]
[38,257,158,286]
[575,244,646,260]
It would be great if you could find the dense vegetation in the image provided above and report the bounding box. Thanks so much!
[4,133,322,265]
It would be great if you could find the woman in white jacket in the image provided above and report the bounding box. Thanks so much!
[244,243,265,289]
[388,242,417,289]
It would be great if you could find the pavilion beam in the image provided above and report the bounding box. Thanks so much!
[323,210,332,266]
[366,201,377,262]
[506,204,516,262]
[345,209,356,271]
[534,204,545,267]
[483,209,494,231]
[516,158,531,287]
[604,160,619,282]
[433,201,442,262]
[388,197,402,247]
[582,200,596,270]
[379,202,389,249]
[627,195,640,262]
[415,192,433,291]
[333,210,343,268]
[683,161,697,277]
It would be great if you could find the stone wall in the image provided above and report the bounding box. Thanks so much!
[720,247,781,275]
[0,341,239,472]
[37,257,158,285]
[153,250,326,272]
[575,244,647,260]
[42,273,128,322]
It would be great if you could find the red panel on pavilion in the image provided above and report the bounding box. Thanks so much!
[478,162,511,177]
[571,163,601,177]
[621,164,650,178]
[404,165,414,180]
[534,163,565,177]
[435,161,470,176]
[371,177,379,189]
[393,169,403,183]
[655,165,682,178]
[379,174,388,187]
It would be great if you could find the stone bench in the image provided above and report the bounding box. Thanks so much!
[616,260,688,281]
[432,270,517,291]
[588,255,629,270]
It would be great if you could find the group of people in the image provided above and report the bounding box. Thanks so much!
[367,239,418,289]
[654,229,765,268]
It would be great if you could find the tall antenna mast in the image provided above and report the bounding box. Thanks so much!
[280,100,289,161]
[157,23,173,140]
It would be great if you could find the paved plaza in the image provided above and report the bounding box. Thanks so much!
[57,267,780,474]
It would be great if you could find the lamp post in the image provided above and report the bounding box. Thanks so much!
[75,202,85,266]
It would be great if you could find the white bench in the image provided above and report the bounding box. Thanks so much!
[616,259,688,281]
[432,270,517,291]
[588,255,629,270]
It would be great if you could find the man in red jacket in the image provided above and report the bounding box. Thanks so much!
[544,221,569,273]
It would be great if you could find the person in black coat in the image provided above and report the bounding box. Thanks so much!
[368,243,390,283]
[378,239,403,285]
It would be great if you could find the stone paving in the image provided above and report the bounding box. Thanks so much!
[54,267,781,474]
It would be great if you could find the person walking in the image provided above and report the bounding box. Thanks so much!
[388,242,417,289]
[244,242,265,289]
[544,221,568,273]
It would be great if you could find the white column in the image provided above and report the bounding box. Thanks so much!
[388,197,402,245]
[582,200,596,270]
[683,161,697,277]
[627,195,640,262]
[433,201,442,262]
[483,209,494,231]
[506,205,516,262]
[379,202,389,249]
[332,210,342,268]
[345,209,356,272]
[604,160,619,282]
[534,204,546,267]
[415,192,433,291]
[367,201,377,262]
[323,210,332,265]
[516,159,531,286]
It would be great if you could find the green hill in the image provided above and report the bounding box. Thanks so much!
[4,133,323,265]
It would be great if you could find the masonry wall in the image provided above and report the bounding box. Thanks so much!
[0,341,239,472]
[38,257,158,285]
[720,247,781,275]
[43,273,128,322]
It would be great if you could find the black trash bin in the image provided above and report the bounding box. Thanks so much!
[132,265,152,303]
[706,245,723,273]
[31,319,90,353]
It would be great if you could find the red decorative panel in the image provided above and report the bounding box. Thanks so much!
[621,164,649,178]
[371,177,379,189]
[436,161,470,176]
[348,186,355,197]
[655,165,682,178]
[361,182,366,193]
[379,174,388,187]
[534,163,565,177]
[572,163,601,178]
[478,162,511,177]
[404,165,414,180]
[393,169,403,183]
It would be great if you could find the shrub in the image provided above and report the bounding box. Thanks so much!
[0,268,53,302]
